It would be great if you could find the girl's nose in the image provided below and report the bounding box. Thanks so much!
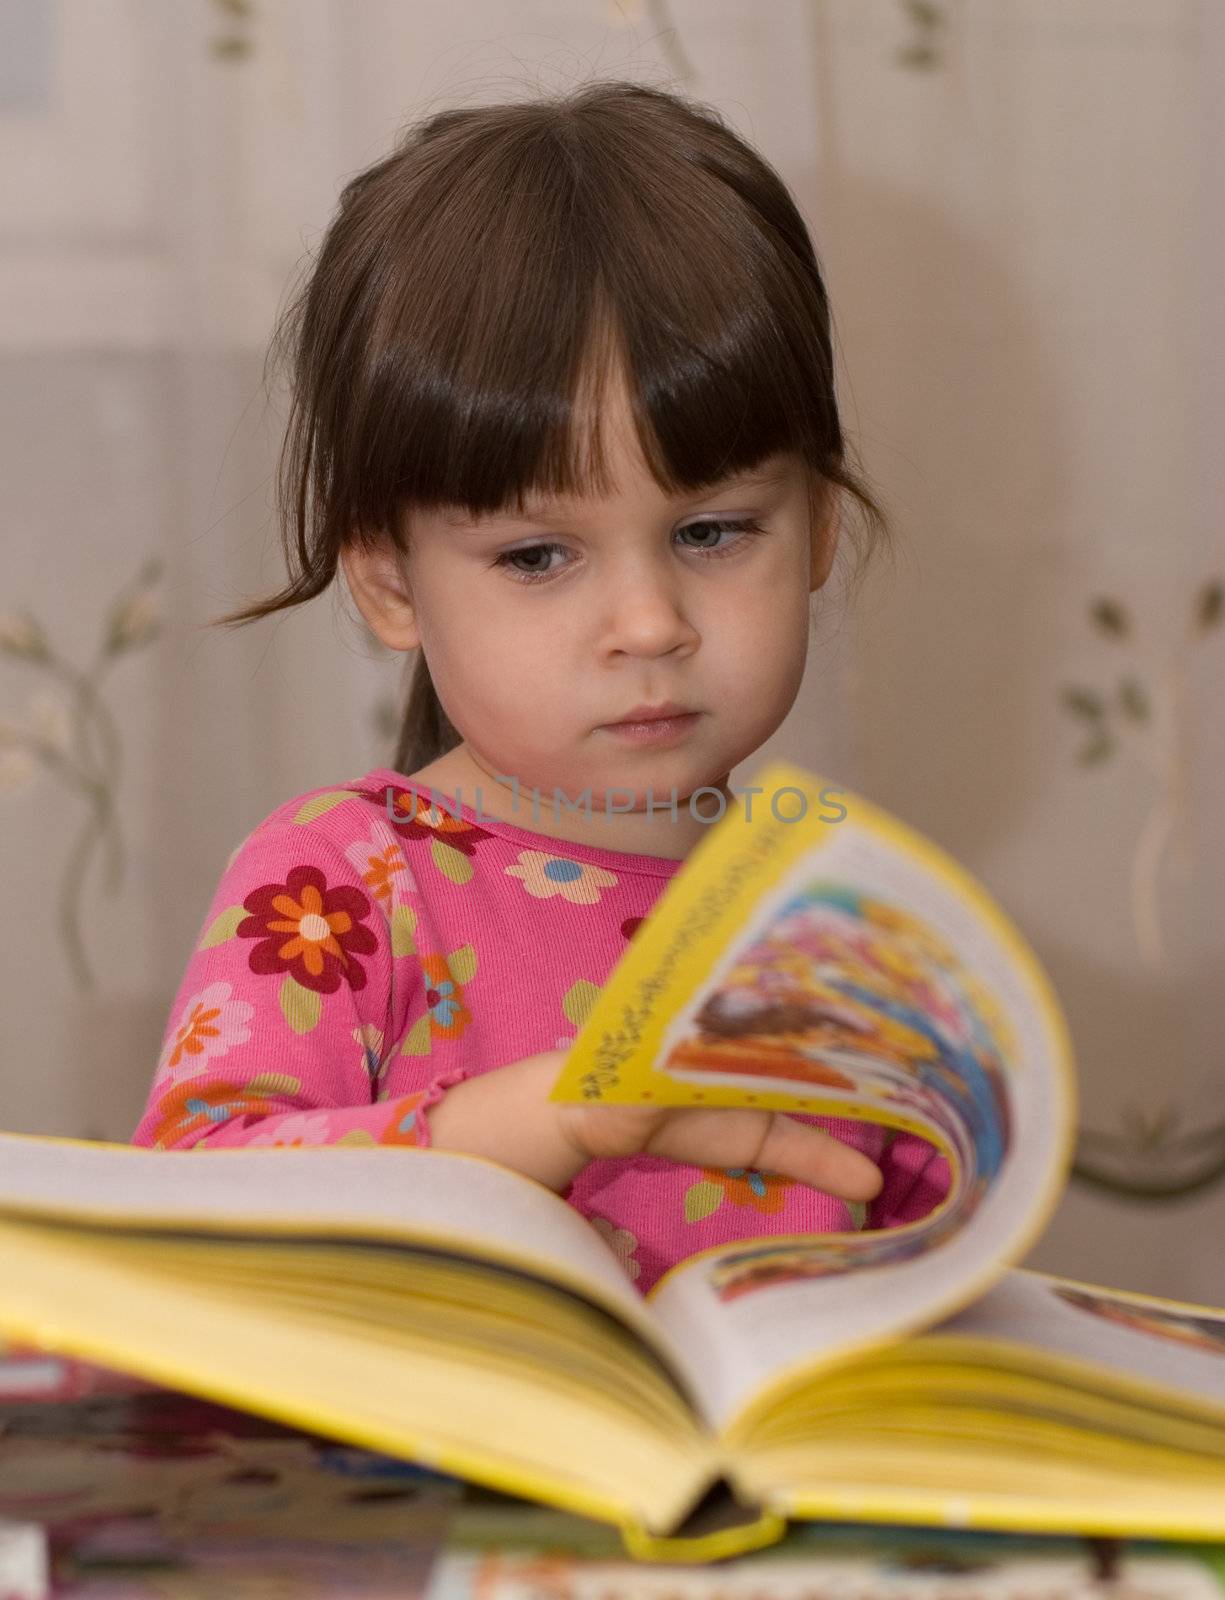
[599,566,700,658]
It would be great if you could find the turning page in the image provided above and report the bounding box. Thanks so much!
[551,759,1079,1433]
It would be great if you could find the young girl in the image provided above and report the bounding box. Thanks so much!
[131,80,949,1293]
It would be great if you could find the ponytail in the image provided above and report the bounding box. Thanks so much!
[393,651,461,777]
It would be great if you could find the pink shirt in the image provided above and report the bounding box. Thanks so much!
[131,769,950,1293]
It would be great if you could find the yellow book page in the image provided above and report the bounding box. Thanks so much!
[742,1358,1225,1460]
[737,1437,1225,1541]
[715,1268,1225,1453]
[0,1130,693,1382]
[0,1215,718,1539]
[764,1405,1225,1480]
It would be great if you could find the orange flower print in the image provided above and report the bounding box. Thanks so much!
[345,825,417,917]
[710,1167,793,1210]
[239,863,378,994]
[421,953,472,1040]
[684,1166,794,1222]
[155,980,254,1087]
[150,1079,282,1149]
[378,1091,428,1146]
[505,851,617,904]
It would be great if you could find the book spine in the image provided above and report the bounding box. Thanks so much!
[617,1476,786,1564]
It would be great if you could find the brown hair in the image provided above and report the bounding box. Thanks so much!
[211,79,891,776]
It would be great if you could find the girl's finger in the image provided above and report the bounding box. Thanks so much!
[755,1111,883,1203]
[645,1107,883,1204]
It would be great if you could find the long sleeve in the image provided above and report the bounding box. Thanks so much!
[131,820,463,1151]
[865,1128,951,1230]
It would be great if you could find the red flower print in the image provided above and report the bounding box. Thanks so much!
[151,1079,281,1149]
[621,915,645,941]
[238,864,378,994]
[356,783,494,857]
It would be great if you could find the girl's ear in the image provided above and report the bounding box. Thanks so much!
[340,540,421,651]
[809,493,840,593]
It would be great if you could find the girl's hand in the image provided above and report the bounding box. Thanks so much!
[427,1048,882,1204]
[555,1064,883,1204]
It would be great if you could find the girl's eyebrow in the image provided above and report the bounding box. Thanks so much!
[444,461,792,530]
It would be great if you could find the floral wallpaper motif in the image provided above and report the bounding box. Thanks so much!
[896,0,949,71]
[0,559,163,992]
[210,0,256,61]
[1060,579,1222,970]
[1061,578,1224,1201]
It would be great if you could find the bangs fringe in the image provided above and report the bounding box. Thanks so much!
[337,99,840,536]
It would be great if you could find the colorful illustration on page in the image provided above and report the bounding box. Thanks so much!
[658,884,1011,1183]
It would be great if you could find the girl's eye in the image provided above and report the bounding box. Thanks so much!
[491,518,768,586]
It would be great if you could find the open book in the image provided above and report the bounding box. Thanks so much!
[2,759,1225,1564]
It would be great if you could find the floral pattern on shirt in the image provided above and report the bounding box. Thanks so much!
[355,782,497,886]
[684,1167,796,1222]
[155,980,254,1088]
[132,772,952,1293]
[344,823,418,918]
[505,851,619,905]
[238,863,378,995]
[150,1077,299,1149]
[397,947,475,1061]
[589,1216,641,1281]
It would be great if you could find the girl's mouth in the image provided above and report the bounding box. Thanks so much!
[599,711,702,744]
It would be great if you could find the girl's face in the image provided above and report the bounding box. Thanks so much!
[348,365,837,845]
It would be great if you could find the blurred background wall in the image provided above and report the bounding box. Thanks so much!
[1,0,1222,1302]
